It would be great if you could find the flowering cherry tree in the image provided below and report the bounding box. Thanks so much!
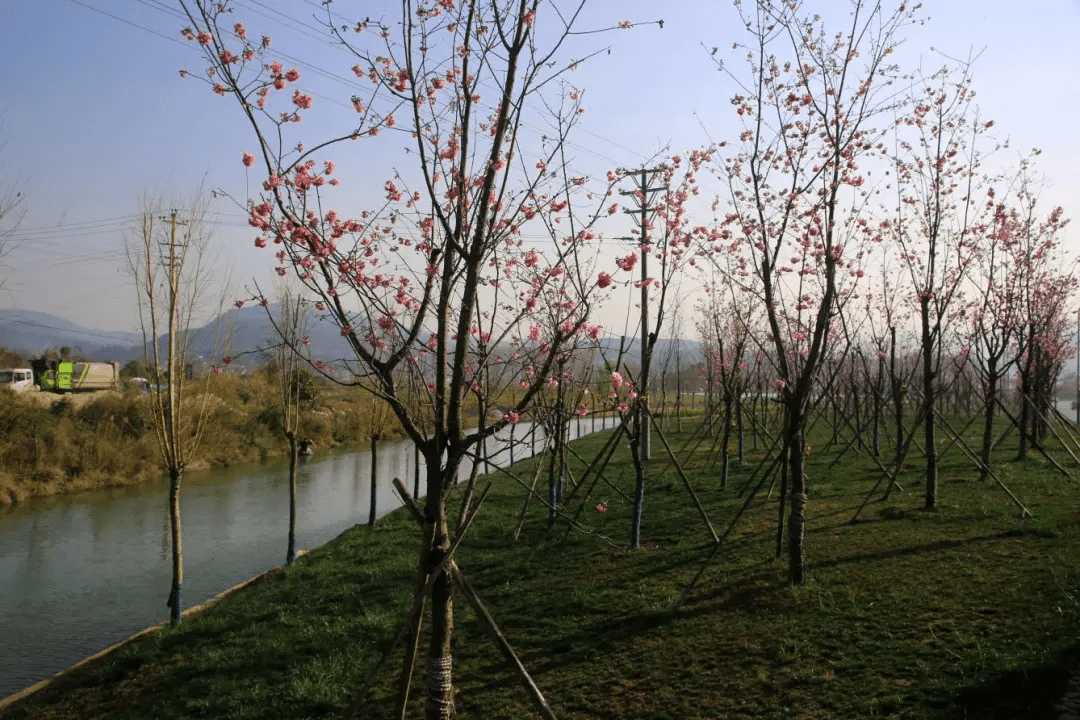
[619,152,713,549]
[962,173,1030,475]
[178,0,623,715]
[709,0,918,584]
[1001,183,1075,459]
[889,60,994,509]
[697,283,754,489]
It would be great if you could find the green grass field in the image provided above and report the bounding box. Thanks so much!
[5,412,1080,719]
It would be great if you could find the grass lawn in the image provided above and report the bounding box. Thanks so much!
[4,412,1080,718]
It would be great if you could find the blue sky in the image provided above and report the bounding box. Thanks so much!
[0,0,1077,334]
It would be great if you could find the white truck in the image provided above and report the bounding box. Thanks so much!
[0,368,38,392]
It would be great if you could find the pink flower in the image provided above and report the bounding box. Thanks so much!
[618,402,629,413]
[773,378,786,391]
[596,502,608,513]
[616,252,638,272]
[291,90,313,109]
[242,152,255,167]
[618,20,632,29]
[234,300,244,309]
[611,371,624,389]
[576,407,589,416]
[222,355,232,365]
[505,411,520,424]
[285,68,300,82]
[597,271,613,288]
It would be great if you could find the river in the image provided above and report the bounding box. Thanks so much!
[0,414,616,698]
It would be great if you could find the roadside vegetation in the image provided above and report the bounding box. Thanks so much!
[0,364,396,506]
[3,416,1079,718]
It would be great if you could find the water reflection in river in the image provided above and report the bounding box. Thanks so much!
[0,415,615,698]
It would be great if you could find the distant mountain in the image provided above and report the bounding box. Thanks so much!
[0,304,355,367]
[0,305,707,373]
[207,304,357,364]
[0,308,143,362]
[597,335,705,368]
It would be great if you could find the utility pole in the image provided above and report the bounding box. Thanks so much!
[159,210,188,451]
[619,168,664,460]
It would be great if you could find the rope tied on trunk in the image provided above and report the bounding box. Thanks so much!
[425,653,454,717]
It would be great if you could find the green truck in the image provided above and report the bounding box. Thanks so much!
[29,359,119,392]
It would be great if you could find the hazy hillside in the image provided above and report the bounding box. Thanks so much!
[209,304,359,365]
[0,308,143,362]
[0,305,705,371]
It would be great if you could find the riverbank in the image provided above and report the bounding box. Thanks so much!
[4,421,1080,718]
[0,373,397,507]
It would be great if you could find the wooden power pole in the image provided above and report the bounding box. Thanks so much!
[620,168,664,460]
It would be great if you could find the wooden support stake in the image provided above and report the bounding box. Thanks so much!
[648,407,719,544]
[451,567,558,720]
[393,480,558,720]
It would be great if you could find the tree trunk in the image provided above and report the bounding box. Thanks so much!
[166,468,183,625]
[786,408,807,584]
[414,442,421,500]
[873,353,883,457]
[852,382,863,451]
[546,424,559,526]
[720,398,733,489]
[423,460,455,719]
[369,435,379,527]
[979,362,998,481]
[891,326,904,466]
[921,300,937,510]
[1017,332,1035,461]
[1017,386,1031,460]
[629,401,645,550]
[735,391,745,462]
[287,432,298,565]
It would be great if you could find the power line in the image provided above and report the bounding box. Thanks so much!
[70,0,653,240]
[71,0,190,47]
